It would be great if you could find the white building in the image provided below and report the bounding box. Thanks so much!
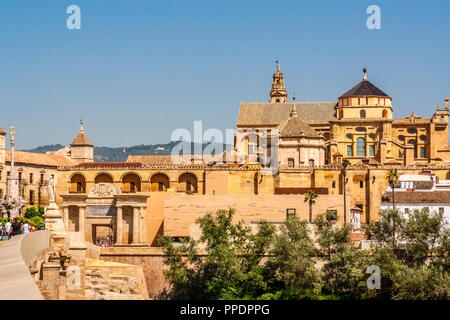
[381,173,450,226]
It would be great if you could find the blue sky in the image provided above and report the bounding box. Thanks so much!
[1,0,450,149]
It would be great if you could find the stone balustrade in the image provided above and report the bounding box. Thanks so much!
[0,230,49,300]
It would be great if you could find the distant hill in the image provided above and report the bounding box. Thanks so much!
[21,142,231,163]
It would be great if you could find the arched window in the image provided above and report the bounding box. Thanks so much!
[356,138,366,157]
[70,174,86,193]
[360,110,366,119]
[178,173,198,193]
[95,173,113,184]
[122,173,141,193]
[151,173,170,192]
[408,139,417,158]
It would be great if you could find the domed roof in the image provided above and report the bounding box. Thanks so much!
[339,68,389,98]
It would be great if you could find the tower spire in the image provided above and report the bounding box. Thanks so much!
[290,94,298,117]
[270,60,287,103]
[363,67,367,81]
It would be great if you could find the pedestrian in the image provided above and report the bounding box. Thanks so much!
[23,221,30,234]
[10,218,22,237]
[5,220,11,236]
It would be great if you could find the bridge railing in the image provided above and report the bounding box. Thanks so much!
[0,230,49,300]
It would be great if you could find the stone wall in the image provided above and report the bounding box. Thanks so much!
[162,193,345,237]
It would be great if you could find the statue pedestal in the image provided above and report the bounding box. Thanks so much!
[45,201,69,257]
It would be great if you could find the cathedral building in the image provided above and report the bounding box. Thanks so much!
[236,63,450,167]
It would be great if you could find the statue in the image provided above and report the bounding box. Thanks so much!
[48,174,56,203]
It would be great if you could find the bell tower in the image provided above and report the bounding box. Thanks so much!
[70,120,94,164]
[269,61,287,103]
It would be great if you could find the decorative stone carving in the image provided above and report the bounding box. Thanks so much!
[89,183,120,197]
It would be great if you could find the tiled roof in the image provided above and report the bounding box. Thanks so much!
[279,117,320,138]
[237,102,337,126]
[339,80,389,98]
[73,162,143,168]
[71,128,93,146]
[6,150,74,167]
[127,155,206,165]
[413,181,434,190]
[382,191,450,204]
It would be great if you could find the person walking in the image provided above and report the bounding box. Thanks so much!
[23,221,30,234]
[5,220,11,237]
[10,218,22,237]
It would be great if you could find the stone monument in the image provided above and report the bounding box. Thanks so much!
[0,127,25,218]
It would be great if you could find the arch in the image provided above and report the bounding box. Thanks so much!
[408,139,417,158]
[360,110,366,119]
[70,173,86,193]
[94,172,114,184]
[356,137,366,157]
[122,173,141,193]
[178,172,198,193]
[151,173,170,192]
[382,109,388,119]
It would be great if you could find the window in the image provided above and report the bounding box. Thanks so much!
[18,172,22,181]
[356,137,366,157]
[355,127,366,132]
[369,133,375,140]
[332,181,336,188]
[439,207,444,214]
[40,174,44,184]
[407,128,417,134]
[360,110,366,119]
[358,98,360,105]
[408,140,417,158]
[288,158,295,168]
[286,208,296,218]
[76,182,83,192]
[369,145,375,157]
[347,145,353,157]
[360,181,364,188]
[382,109,388,118]
[276,99,280,103]
[398,135,405,142]
[30,173,33,184]
[29,190,34,205]
[158,182,164,191]
[420,147,426,158]
[441,116,444,123]
[309,159,315,167]
[366,98,369,105]
[346,134,353,139]
[398,150,403,158]
[186,181,192,192]
[130,182,136,193]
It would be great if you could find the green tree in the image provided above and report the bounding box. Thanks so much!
[316,215,370,299]
[364,209,405,257]
[304,190,318,223]
[402,208,447,266]
[160,209,275,300]
[386,169,399,209]
[264,216,320,299]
